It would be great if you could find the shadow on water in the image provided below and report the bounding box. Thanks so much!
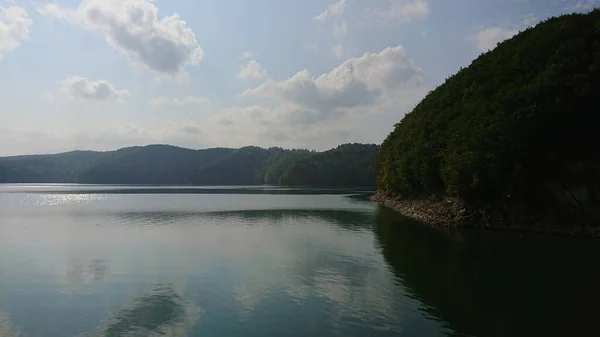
[114,209,376,232]
[80,284,201,337]
[373,206,600,337]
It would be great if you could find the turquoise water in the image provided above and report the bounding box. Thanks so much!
[0,185,599,336]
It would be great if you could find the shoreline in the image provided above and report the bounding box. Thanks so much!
[370,190,600,238]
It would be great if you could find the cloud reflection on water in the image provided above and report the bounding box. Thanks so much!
[0,190,443,336]
[0,312,22,337]
[79,284,202,337]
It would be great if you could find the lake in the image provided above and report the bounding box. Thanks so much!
[0,185,599,337]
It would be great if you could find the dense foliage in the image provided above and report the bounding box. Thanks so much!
[0,151,103,183]
[189,143,378,187]
[0,143,378,187]
[189,146,278,185]
[280,143,379,187]
[376,10,600,221]
[257,148,313,185]
[73,145,233,184]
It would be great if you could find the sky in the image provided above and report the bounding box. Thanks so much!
[0,0,597,156]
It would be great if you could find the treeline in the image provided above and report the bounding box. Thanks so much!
[376,10,600,224]
[0,143,379,187]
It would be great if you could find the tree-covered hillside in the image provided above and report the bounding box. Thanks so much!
[0,143,379,187]
[189,146,278,185]
[73,145,234,184]
[189,143,378,187]
[280,143,379,187]
[257,148,313,185]
[0,151,104,183]
[376,10,600,225]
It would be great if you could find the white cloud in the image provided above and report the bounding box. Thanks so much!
[242,45,424,125]
[0,124,148,155]
[59,76,129,103]
[333,21,347,36]
[39,0,203,79]
[179,125,202,134]
[173,96,210,105]
[373,0,430,23]
[471,12,544,53]
[43,93,55,102]
[0,3,31,61]
[149,96,169,106]
[331,44,345,59]
[314,0,347,21]
[212,105,271,126]
[150,96,209,106]
[563,0,600,11]
[473,26,519,52]
[205,100,417,150]
[0,121,216,156]
[241,51,253,60]
[238,59,268,81]
[522,13,538,27]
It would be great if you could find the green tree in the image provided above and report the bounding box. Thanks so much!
[376,9,600,225]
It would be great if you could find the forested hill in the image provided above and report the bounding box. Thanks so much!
[0,143,378,187]
[376,9,600,227]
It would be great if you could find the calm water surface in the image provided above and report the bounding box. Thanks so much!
[0,184,599,337]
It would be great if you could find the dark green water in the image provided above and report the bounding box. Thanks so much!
[0,185,599,336]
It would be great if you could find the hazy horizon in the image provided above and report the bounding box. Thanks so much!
[0,142,381,158]
[1,0,595,156]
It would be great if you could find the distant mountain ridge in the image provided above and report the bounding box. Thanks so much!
[0,143,379,187]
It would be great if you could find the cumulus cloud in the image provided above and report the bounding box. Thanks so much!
[59,76,129,103]
[373,0,430,23]
[472,12,544,53]
[150,95,209,106]
[238,59,268,81]
[0,2,31,61]
[241,45,424,125]
[243,46,423,107]
[314,0,347,21]
[38,0,203,79]
[473,26,519,52]
[206,102,403,150]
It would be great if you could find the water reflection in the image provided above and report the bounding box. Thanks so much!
[66,259,108,287]
[374,206,600,337]
[113,209,375,232]
[81,284,201,337]
[208,210,375,232]
[0,312,22,337]
[1,185,373,196]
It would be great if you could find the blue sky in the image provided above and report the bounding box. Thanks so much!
[0,0,597,155]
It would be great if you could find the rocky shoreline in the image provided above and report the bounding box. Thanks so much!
[370,190,600,237]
